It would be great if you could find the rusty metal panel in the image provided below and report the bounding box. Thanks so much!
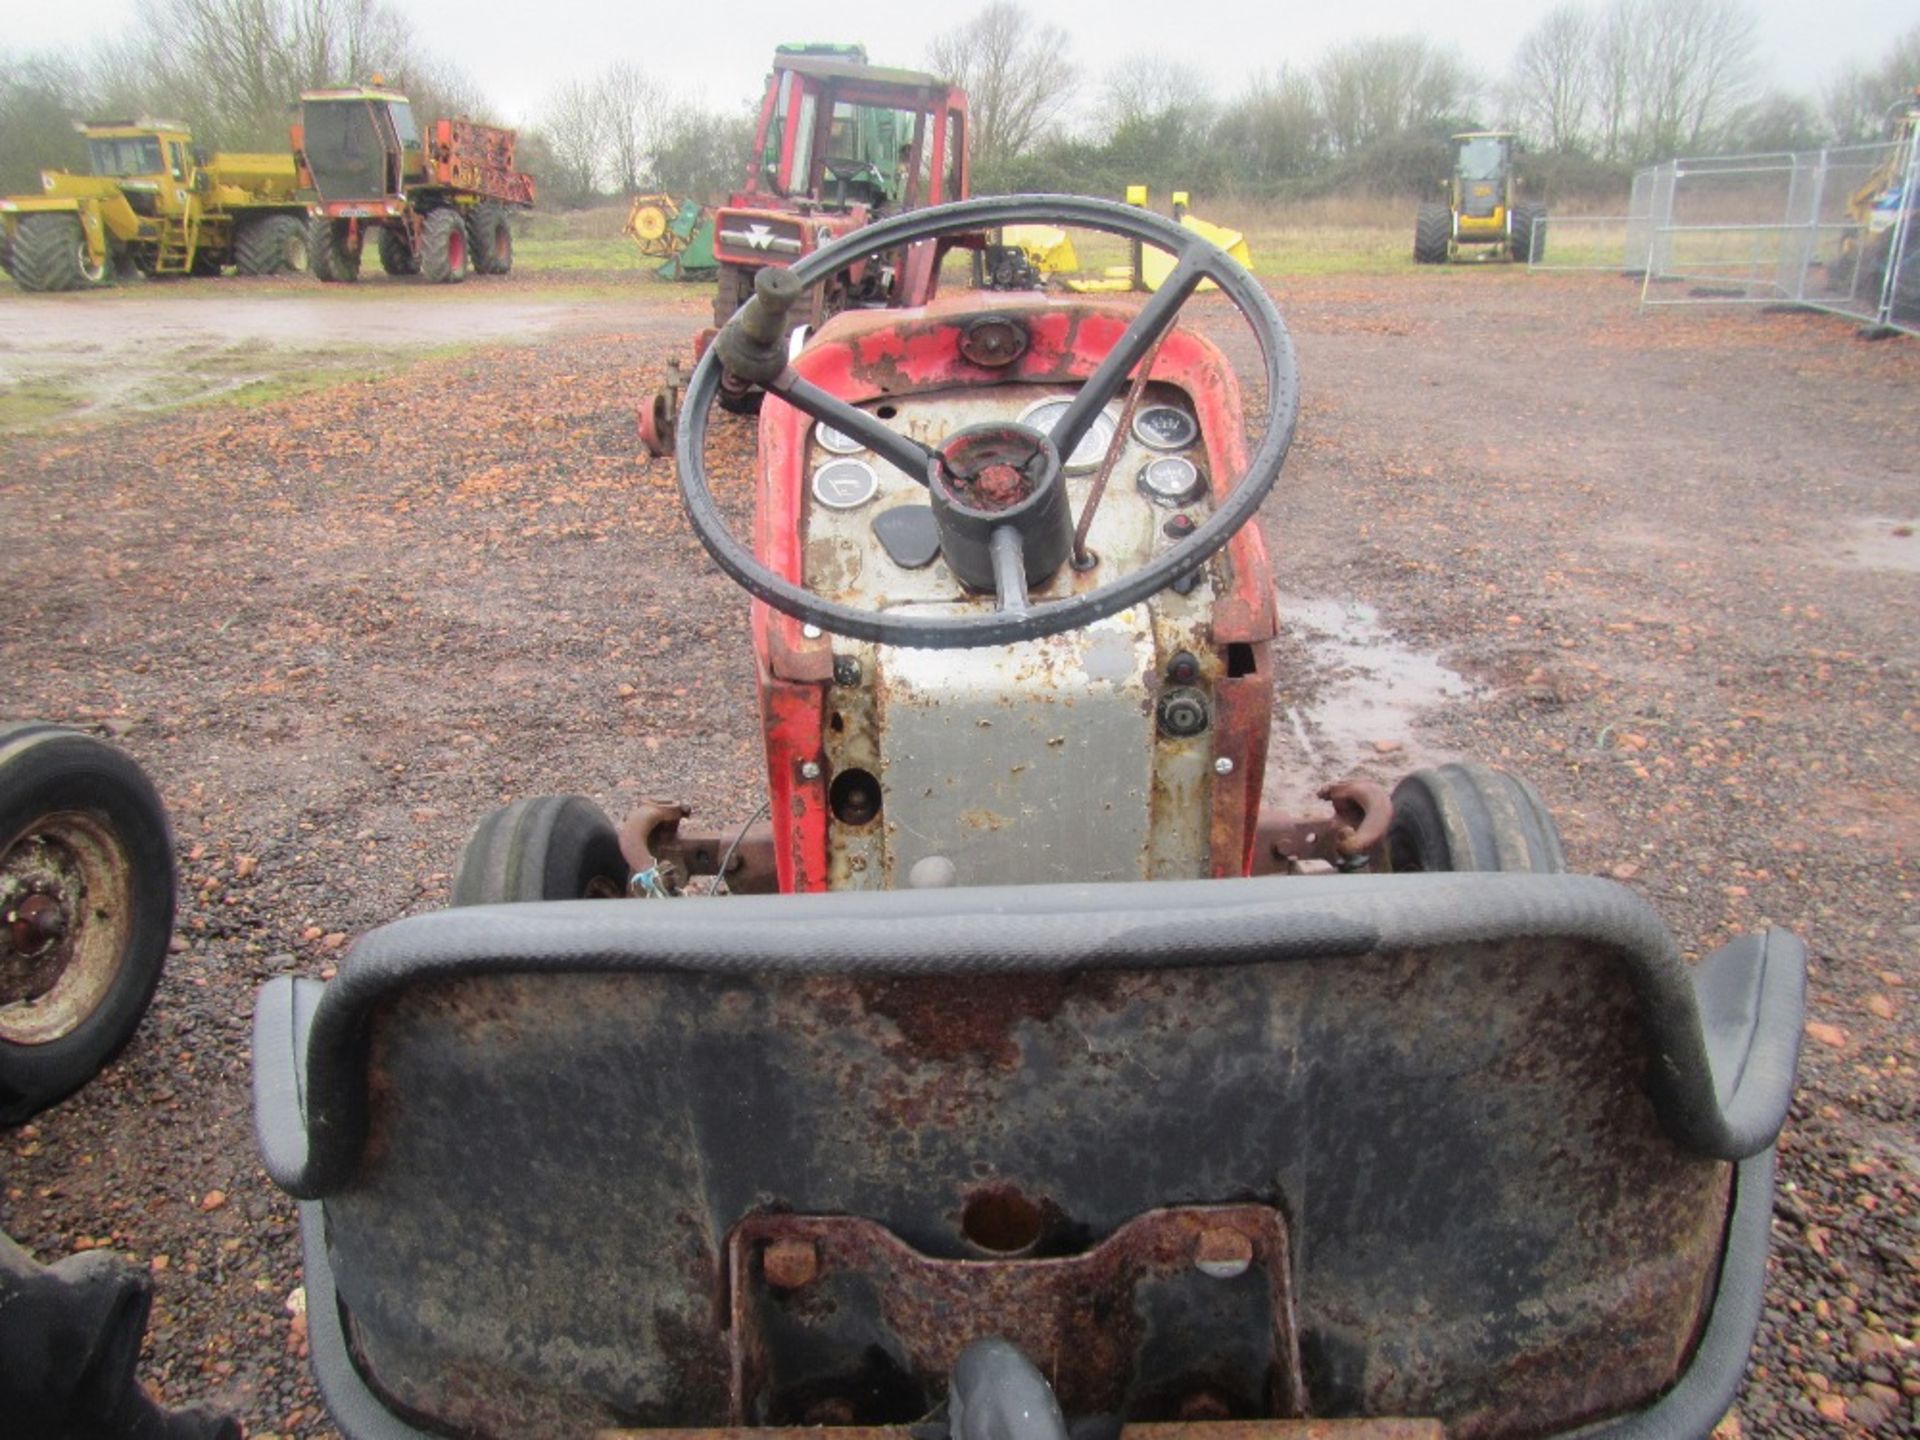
[877,613,1157,886]
[322,936,1730,1439]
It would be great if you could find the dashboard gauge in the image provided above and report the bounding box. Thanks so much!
[811,458,880,510]
[1137,455,1203,506]
[1133,404,1198,451]
[1017,397,1118,473]
[814,419,866,455]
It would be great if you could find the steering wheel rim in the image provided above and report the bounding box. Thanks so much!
[675,193,1300,649]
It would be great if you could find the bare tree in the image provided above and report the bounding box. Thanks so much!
[1212,67,1325,187]
[928,2,1077,178]
[1101,56,1210,133]
[1823,24,1920,142]
[1623,0,1758,159]
[0,52,92,193]
[538,77,607,204]
[1510,5,1595,151]
[1316,36,1475,155]
[597,63,667,194]
[1592,0,1637,159]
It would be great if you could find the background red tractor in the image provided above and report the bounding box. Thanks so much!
[640,43,971,446]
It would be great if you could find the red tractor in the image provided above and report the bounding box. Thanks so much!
[256,198,1805,1440]
[292,86,535,284]
[641,44,970,445]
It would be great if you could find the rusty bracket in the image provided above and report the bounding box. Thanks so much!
[1250,780,1391,874]
[619,801,779,895]
[724,1205,1306,1427]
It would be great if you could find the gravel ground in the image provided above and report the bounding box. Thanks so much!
[0,268,1914,1437]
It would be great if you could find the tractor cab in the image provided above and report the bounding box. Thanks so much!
[704,44,970,334]
[739,43,968,215]
[77,121,199,216]
[292,86,421,204]
[1448,131,1514,238]
[256,197,1805,1440]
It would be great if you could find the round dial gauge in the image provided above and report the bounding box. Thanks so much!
[1017,397,1119,473]
[1138,455,1203,506]
[814,420,866,455]
[1133,405,1198,451]
[811,458,880,510]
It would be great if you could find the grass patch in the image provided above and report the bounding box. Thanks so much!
[0,379,88,430]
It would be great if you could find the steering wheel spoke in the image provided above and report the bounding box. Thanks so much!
[765,372,939,486]
[1047,245,1209,463]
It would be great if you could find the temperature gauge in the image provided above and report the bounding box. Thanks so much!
[1133,405,1198,451]
[812,459,880,510]
[1018,397,1118,473]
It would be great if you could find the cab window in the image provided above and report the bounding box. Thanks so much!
[86,137,165,177]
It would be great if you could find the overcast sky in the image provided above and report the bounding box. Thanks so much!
[5,0,1900,127]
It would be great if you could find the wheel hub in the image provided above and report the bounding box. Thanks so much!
[0,816,132,1044]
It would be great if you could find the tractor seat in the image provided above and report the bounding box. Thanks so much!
[253,872,1802,1440]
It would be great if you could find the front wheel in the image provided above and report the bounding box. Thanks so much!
[1385,763,1566,874]
[0,725,175,1125]
[377,225,419,277]
[420,209,470,284]
[308,217,360,282]
[1413,203,1451,265]
[452,796,628,904]
[10,214,110,293]
[1510,203,1546,263]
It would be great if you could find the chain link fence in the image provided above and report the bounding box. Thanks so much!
[1527,136,1918,338]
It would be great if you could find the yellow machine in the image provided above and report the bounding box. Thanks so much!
[1831,85,1920,319]
[624,193,717,281]
[1414,132,1545,264]
[0,120,308,292]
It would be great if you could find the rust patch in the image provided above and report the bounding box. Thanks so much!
[856,972,1078,1065]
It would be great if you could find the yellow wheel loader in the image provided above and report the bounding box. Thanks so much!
[0,120,309,292]
[1413,132,1545,265]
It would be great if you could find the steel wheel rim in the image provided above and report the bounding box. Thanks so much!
[0,811,134,1044]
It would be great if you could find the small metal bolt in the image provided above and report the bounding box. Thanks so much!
[763,1238,820,1290]
[1193,1227,1253,1279]
[799,760,823,781]
[832,655,862,686]
[801,623,823,639]
[1213,757,1234,776]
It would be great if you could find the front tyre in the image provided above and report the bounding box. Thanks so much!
[1510,203,1547,263]
[308,217,361,282]
[377,226,419,276]
[0,725,175,1125]
[11,214,109,293]
[1413,203,1451,265]
[1385,762,1566,874]
[452,796,628,904]
[420,208,470,284]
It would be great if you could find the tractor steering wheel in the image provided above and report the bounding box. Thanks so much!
[675,194,1300,649]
